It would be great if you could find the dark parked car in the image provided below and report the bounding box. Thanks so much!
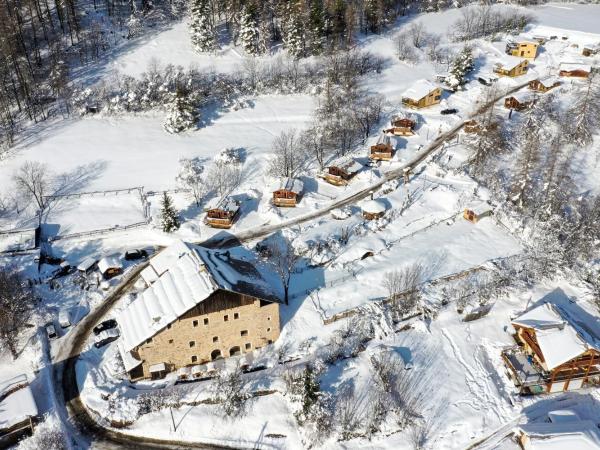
[94,328,120,348]
[51,262,72,279]
[93,319,118,335]
[124,249,148,261]
[441,108,458,115]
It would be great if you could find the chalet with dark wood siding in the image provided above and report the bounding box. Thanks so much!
[386,113,416,136]
[502,303,600,394]
[529,76,561,93]
[205,197,240,229]
[559,62,591,78]
[369,134,395,161]
[504,92,535,111]
[463,120,480,134]
[118,241,282,381]
[324,158,362,186]
[272,178,304,207]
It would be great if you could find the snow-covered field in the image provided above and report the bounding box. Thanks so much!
[1,2,600,450]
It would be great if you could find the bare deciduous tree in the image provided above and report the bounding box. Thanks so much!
[268,129,308,178]
[0,269,35,359]
[383,262,424,317]
[263,234,302,304]
[13,161,51,225]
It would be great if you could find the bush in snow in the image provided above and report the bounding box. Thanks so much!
[163,88,199,134]
[136,389,181,417]
[212,365,252,418]
[17,414,66,450]
[160,192,180,232]
[176,157,206,206]
[0,268,35,359]
[189,0,218,52]
[445,45,473,91]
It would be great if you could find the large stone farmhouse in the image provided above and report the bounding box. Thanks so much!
[118,240,282,381]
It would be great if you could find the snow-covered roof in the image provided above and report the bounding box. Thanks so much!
[328,158,362,174]
[273,178,304,195]
[509,91,535,103]
[376,133,393,147]
[0,375,37,431]
[0,228,38,253]
[495,54,526,70]
[392,112,416,123]
[120,241,280,352]
[118,342,142,373]
[583,43,599,50]
[548,410,580,424]
[536,76,561,88]
[559,62,591,72]
[512,303,597,370]
[98,254,123,274]
[401,79,439,101]
[206,196,240,214]
[77,257,98,272]
[149,362,167,373]
[518,420,600,450]
[362,199,387,214]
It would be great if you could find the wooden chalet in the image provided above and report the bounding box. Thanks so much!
[502,303,600,395]
[505,40,539,59]
[582,44,599,57]
[205,197,240,229]
[98,255,123,280]
[463,206,492,223]
[516,412,600,450]
[559,62,591,78]
[463,120,480,134]
[401,80,442,109]
[325,159,362,186]
[0,375,38,447]
[386,113,416,136]
[119,241,282,381]
[369,134,395,161]
[528,76,561,93]
[362,199,387,220]
[493,56,529,77]
[272,178,304,207]
[504,92,535,111]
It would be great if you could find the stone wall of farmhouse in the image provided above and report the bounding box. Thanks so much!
[135,290,280,378]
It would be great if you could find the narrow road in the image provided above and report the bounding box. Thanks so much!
[200,80,530,249]
[55,80,531,449]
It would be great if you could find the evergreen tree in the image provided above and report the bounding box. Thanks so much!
[239,3,260,55]
[189,0,218,52]
[308,0,326,54]
[364,0,382,34]
[510,116,542,209]
[446,45,474,91]
[164,89,199,134]
[284,2,306,58]
[160,192,180,232]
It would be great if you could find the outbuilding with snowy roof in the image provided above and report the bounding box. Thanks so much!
[401,80,442,109]
[272,178,304,207]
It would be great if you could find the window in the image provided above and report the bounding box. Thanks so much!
[267,327,271,333]
[229,346,241,356]
[169,339,174,344]
[245,343,251,350]
[267,316,271,321]
[240,330,248,337]
[213,336,219,343]
[211,349,222,360]
[234,313,239,320]
[189,341,195,348]
[203,318,209,325]
[267,340,273,344]
[192,320,198,327]
[224,315,229,322]
[191,355,197,363]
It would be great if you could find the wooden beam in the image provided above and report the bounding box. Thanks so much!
[583,352,596,384]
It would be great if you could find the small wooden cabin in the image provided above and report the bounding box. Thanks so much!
[0,375,38,448]
[272,178,304,207]
[369,134,395,161]
[401,80,442,109]
[463,206,492,223]
[582,45,599,57]
[463,120,480,133]
[362,199,387,220]
[325,159,362,186]
[559,62,591,78]
[98,255,123,280]
[504,92,535,111]
[505,40,539,59]
[493,56,529,77]
[529,76,561,93]
[386,114,416,136]
[205,198,240,229]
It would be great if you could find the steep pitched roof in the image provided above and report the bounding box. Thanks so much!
[401,80,439,101]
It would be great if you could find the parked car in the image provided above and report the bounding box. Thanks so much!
[58,309,71,328]
[46,323,57,339]
[52,262,72,279]
[94,328,120,348]
[441,108,458,115]
[478,75,498,86]
[124,249,148,261]
[93,319,118,336]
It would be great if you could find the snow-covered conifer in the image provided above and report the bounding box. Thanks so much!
[189,0,218,52]
[446,45,474,91]
[284,3,306,58]
[163,89,198,134]
[308,0,326,54]
[239,3,260,55]
[160,192,180,232]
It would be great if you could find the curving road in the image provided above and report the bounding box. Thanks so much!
[54,80,530,449]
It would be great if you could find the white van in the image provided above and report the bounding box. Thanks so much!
[58,309,71,328]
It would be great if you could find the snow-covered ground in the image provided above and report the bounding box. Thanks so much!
[1,2,600,449]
